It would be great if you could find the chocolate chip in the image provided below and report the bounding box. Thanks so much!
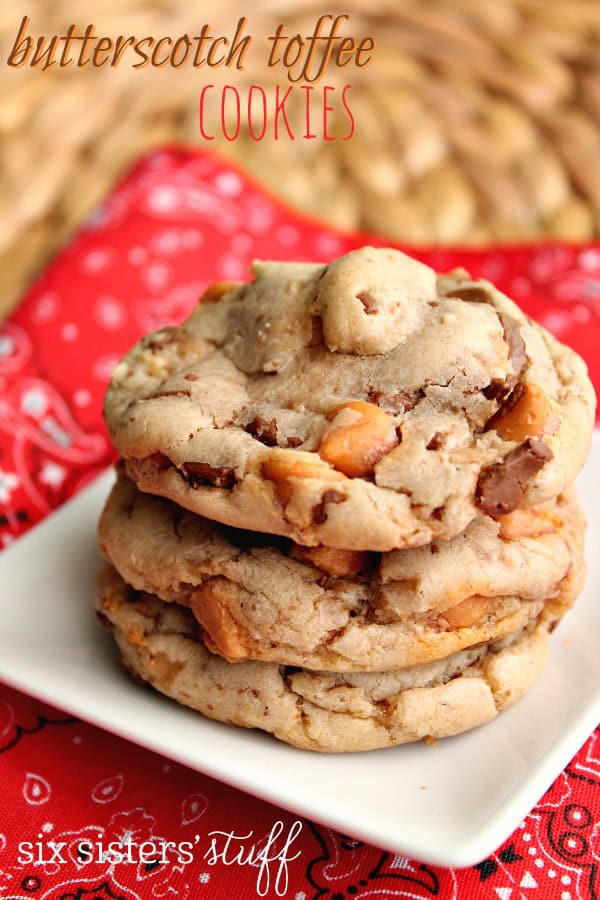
[427,431,446,450]
[367,389,421,413]
[499,312,528,381]
[484,381,507,401]
[446,286,492,303]
[286,436,303,448]
[357,290,377,314]
[485,382,526,429]
[183,462,237,490]
[312,489,345,525]
[126,452,172,480]
[184,373,199,381]
[476,438,553,516]
[309,316,324,347]
[246,415,279,446]
[484,314,527,401]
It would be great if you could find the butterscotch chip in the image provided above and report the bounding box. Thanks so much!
[191,579,249,661]
[104,248,595,550]
[498,507,558,540]
[289,543,374,576]
[262,456,346,507]
[319,400,399,478]
[438,595,490,629]
[488,383,552,442]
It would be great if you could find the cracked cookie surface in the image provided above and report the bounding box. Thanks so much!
[96,565,567,753]
[98,472,585,672]
[104,247,595,550]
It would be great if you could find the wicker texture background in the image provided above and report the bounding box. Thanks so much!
[1,0,600,317]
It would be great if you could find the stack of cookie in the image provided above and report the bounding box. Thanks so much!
[97,248,595,752]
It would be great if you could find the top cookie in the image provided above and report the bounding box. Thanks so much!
[104,247,595,550]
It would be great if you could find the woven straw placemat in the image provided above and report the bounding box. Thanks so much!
[1,0,600,318]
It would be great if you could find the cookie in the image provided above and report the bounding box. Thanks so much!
[98,472,585,672]
[104,248,595,550]
[96,565,565,753]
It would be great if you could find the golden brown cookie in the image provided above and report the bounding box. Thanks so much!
[103,248,595,550]
[96,565,568,753]
[98,471,585,672]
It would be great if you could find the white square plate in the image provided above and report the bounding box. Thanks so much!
[1,437,599,869]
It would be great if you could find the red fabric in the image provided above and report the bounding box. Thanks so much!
[1,146,599,899]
